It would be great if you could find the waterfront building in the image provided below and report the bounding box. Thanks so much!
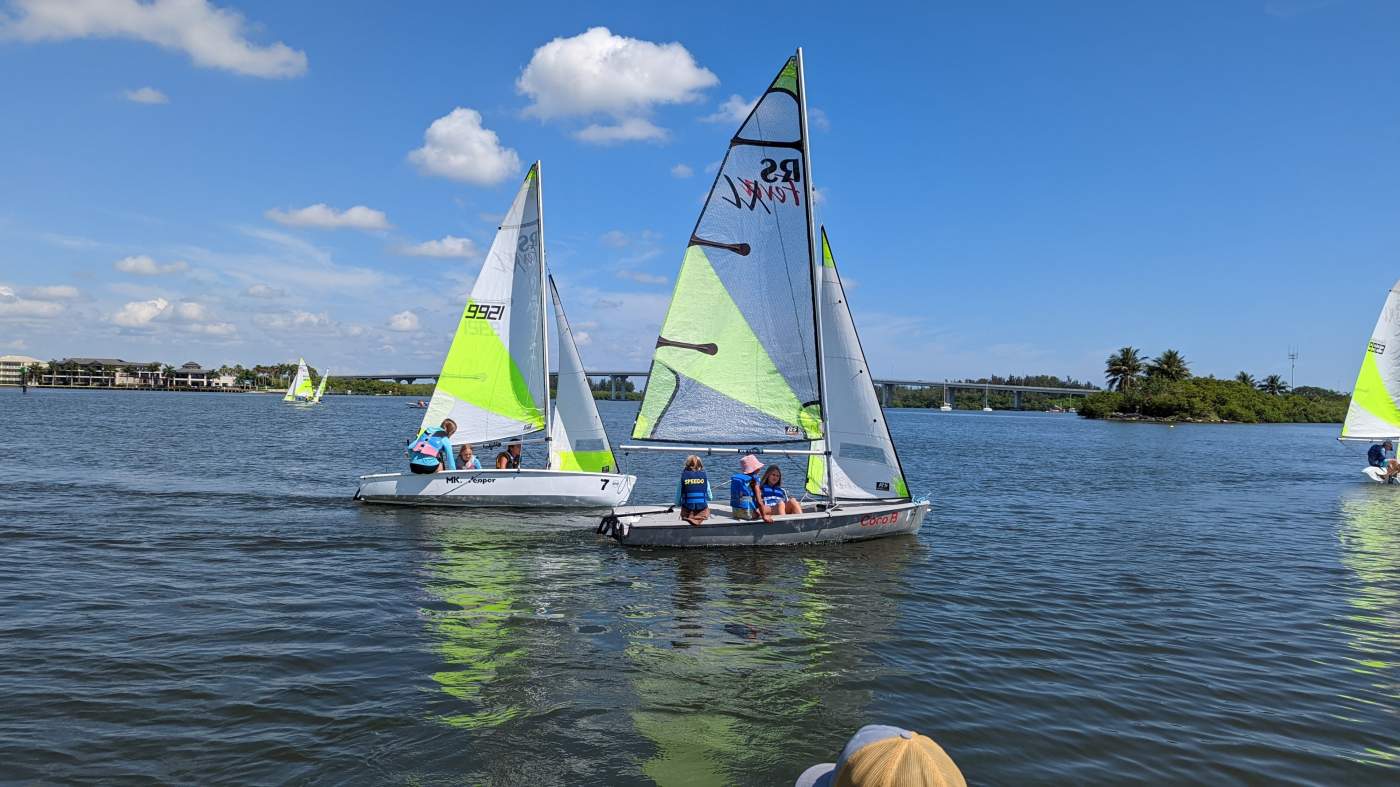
[40,358,162,387]
[168,361,236,388]
[0,355,45,386]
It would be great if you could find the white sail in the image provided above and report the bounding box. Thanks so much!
[1342,278,1400,440]
[548,277,617,472]
[283,358,311,401]
[806,229,909,500]
[312,370,329,403]
[422,165,548,445]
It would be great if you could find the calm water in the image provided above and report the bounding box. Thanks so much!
[1,389,1397,784]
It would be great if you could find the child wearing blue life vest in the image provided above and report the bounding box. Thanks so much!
[676,455,712,526]
[757,464,802,517]
[730,453,767,522]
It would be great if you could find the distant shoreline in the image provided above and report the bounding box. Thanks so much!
[4,385,412,396]
[1101,412,1341,425]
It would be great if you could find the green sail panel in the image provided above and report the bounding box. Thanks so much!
[632,54,820,444]
[284,357,313,401]
[423,166,547,444]
[1342,279,1400,440]
[633,247,817,442]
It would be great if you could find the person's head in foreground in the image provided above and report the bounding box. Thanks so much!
[1385,440,1394,451]
[440,419,457,438]
[794,725,965,787]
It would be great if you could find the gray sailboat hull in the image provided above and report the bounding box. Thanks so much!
[598,500,927,547]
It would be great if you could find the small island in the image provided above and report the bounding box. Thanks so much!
[1078,347,1348,424]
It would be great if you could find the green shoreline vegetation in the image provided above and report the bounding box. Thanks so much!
[1079,347,1348,423]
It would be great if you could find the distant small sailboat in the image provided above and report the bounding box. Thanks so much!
[282,358,316,403]
[356,162,636,508]
[939,403,953,412]
[311,370,330,404]
[598,50,926,546]
[1340,278,1400,482]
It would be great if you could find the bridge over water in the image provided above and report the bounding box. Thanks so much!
[335,371,1097,409]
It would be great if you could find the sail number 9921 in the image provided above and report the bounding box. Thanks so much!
[464,304,505,321]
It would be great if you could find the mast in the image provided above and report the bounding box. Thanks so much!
[796,47,834,507]
[534,160,554,468]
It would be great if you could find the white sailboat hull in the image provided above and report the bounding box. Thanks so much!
[355,468,635,508]
[598,500,927,547]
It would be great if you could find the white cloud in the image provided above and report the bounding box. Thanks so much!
[812,186,827,206]
[397,235,480,259]
[173,301,207,321]
[184,321,236,336]
[810,107,830,131]
[518,27,717,120]
[671,163,693,179]
[113,255,188,276]
[0,0,307,78]
[112,296,169,327]
[243,283,286,298]
[600,230,630,248]
[387,310,419,332]
[616,270,668,285]
[255,310,332,330]
[265,204,390,231]
[0,285,64,318]
[124,86,168,104]
[573,330,592,347]
[25,285,80,300]
[408,108,520,185]
[702,94,757,124]
[574,117,667,145]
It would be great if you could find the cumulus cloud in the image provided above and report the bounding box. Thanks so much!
[255,310,332,330]
[616,270,668,285]
[397,235,480,259]
[518,27,716,119]
[25,285,80,300]
[671,163,693,178]
[112,296,169,327]
[113,255,189,275]
[0,0,308,78]
[387,310,419,332]
[173,301,207,321]
[265,204,390,231]
[124,86,168,104]
[243,283,286,298]
[184,321,235,336]
[574,117,667,145]
[702,94,757,124]
[408,108,520,185]
[600,230,630,248]
[0,285,64,318]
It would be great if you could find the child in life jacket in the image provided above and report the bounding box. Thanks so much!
[676,455,712,526]
[758,464,802,517]
[407,419,457,474]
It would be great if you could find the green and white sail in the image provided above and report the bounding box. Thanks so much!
[806,229,909,500]
[312,370,329,403]
[633,55,821,444]
[548,276,616,472]
[423,164,548,445]
[1342,278,1400,440]
[283,357,313,401]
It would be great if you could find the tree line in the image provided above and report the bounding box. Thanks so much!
[1085,347,1347,423]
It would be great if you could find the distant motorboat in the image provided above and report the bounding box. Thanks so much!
[407,400,429,409]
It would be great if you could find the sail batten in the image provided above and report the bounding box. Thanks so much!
[1342,278,1400,440]
[631,54,822,445]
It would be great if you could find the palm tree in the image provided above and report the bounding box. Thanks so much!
[1258,374,1290,396]
[1105,346,1145,391]
[1147,349,1191,381]
[1234,371,1256,387]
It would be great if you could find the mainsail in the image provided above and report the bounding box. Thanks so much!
[313,370,329,403]
[632,55,822,445]
[1342,278,1400,440]
[806,229,910,500]
[283,358,313,401]
[423,164,548,445]
[548,277,616,472]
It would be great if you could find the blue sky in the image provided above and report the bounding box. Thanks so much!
[1,0,1398,390]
